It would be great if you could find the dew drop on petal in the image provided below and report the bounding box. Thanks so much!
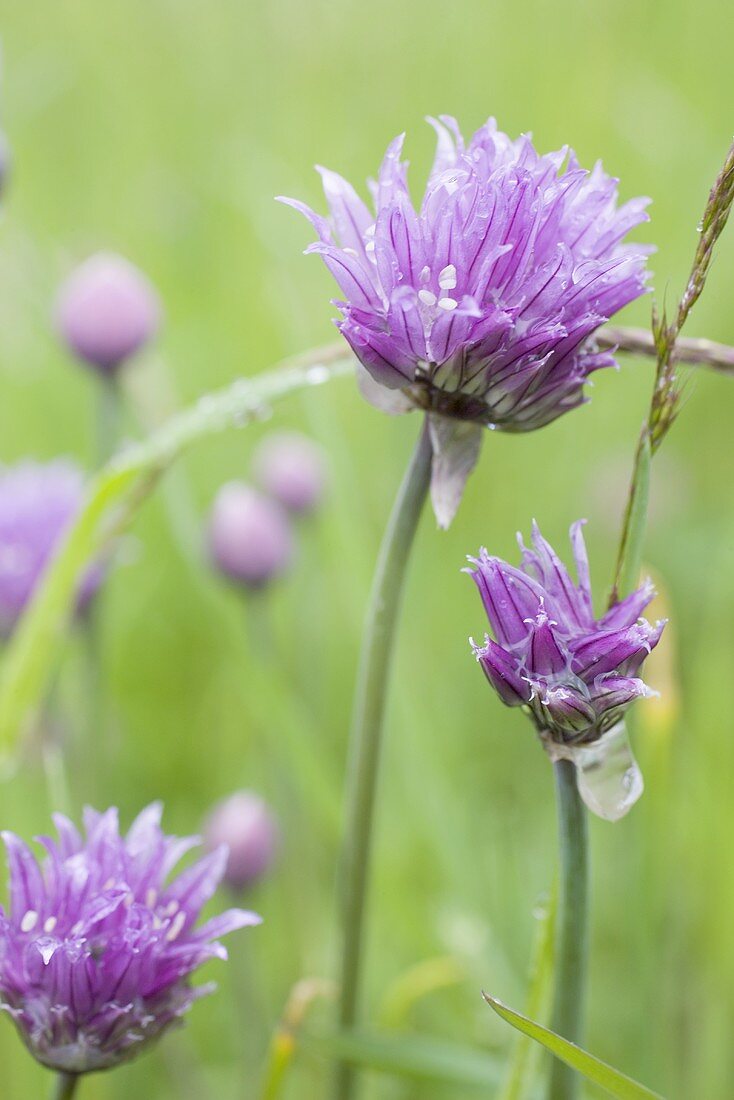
[20,910,38,933]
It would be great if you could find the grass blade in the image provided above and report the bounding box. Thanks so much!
[499,887,556,1100]
[0,347,352,751]
[484,994,665,1100]
[304,1029,504,1089]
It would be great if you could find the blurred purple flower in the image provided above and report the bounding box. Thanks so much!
[252,431,328,515]
[0,460,101,637]
[0,133,10,196]
[466,521,665,744]
[281,117,651,525]
[208,482,294,589]
[55,253,160,375]
[0,803,260,1074]
[203,791,279,892]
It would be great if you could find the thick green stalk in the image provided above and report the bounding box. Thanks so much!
[96,377,123,467]
[52,1072,80,1100]
[547,760,589,1100]
[333,419,433,1100]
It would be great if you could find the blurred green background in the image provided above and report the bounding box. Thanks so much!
[1,1,734,1097]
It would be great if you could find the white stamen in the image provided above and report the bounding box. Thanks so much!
[437,297,458,311]
[145,888,158,910]
[166,910,187,942]
[365,240,375,253]
[343,247,358,256]
[123,892,134,908]
[165,900,179,917]
[102,877,116,891]
[438,264,457,290]
[20,910,38,933]
[418,289,437,307]
[419,265,431,283]
[43,916,57,934]
[364,224,376,237]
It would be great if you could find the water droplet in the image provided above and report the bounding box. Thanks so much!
[232,408,251,428]
[306,365,331,385]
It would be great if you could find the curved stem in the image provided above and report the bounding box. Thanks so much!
[597,324,734,375]
[333,419,433,1100]
[548,760,589,1100]
[52,1072,80,1100]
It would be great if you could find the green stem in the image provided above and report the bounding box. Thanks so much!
[52,1071,80,1100]
[547,760,589,1100]
[96,377,122,467]
[333,419,433,1100]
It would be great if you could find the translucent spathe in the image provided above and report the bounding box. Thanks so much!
[544,720,644,821]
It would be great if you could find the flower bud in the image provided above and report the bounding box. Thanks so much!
[467,520,665,746]
[55,252,160,375]
[203,791,279,891]
[252,431,328,515]
[208,482,293,589]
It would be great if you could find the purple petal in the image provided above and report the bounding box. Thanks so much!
[466,552,550,648]
[471,635,531,706]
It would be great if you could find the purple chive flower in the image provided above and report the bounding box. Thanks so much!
[0,803,260,1075]
[280,117,651,525]
[0,133,10,196]
[0,460,102,637]
[252,431,328,515]
[55,252,160,376]
[467,521,665,744]
[208,482,294,590]
[203,792,279,892]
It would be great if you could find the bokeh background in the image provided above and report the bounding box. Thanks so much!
[1,1,734,1097]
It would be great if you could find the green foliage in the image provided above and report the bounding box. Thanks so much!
[0,349,352,752]
[1,2,734,1098]
[304,1029,505,1090]
[484,996,664,1100]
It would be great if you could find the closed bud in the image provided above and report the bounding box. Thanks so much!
[203,792,279,891]
[252,431,328,515]
[208,482,294,589]
[55,252,160,375]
